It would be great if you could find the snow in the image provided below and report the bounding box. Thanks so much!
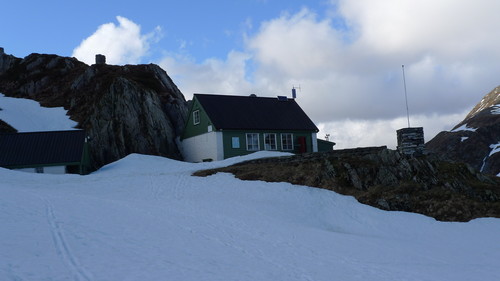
[489,142,500,157]
[460,136,469,142]
[492,104,500,115]
[1,152,499,281]
[450,124,477,132]
[0,93,77,131]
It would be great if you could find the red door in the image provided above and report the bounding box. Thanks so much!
[298,136,306,153]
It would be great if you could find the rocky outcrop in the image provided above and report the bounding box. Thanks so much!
[0,50,188,169]
[0,47,18,74]
[194,147,500,222]
[427,86,500,175]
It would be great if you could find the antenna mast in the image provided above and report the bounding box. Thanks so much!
[402,65,411,128]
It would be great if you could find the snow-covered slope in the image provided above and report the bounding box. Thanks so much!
[0,93,77,132]
[1,152,499,281]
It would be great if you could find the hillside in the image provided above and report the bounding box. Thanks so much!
[0,50,188,169]
[194,147,500,222]
[1,152,499,280]
[427,86,500,175]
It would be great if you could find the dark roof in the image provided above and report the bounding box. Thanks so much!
[195,94,318,131]
[0,130,86,167]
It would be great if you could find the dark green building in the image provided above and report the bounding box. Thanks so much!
[0,130,91,175]
[181,94,320,162]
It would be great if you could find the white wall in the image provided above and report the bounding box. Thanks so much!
[312,133,318,152]
[14,166,66,174]
[44,166,66,174]
[181,132,224,162]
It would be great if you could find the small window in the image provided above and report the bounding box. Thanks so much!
[281,133,294,150]
[246,133,260,151]
[193,110,200,125]
[264,133,277,150]
[232,137,240,148]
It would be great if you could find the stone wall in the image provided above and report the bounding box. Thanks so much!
[397,127,425,155]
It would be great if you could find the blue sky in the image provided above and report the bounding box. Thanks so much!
[2,0,328,61]
[2,0,500,148]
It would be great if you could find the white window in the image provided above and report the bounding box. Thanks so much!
[281,133,294,150]
[193,110,200,125]
[246,133,260,151]
[232,137,240,148]
[264,133,277,150]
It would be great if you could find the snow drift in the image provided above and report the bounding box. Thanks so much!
[1,152,499,281]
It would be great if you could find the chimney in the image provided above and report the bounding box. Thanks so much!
[292,88,297,99]
[95,54,106,65]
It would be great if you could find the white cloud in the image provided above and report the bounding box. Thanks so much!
[318,111,466,149]
[72,16,161,65]
[337,0,500,57]
[147,1,500,148]
[159,51,254,100]
[246,3,500,123]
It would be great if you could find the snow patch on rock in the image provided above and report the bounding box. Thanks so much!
[491,104,500,115]
[489,142,500,157]
[451,124,477,132]
[0,93,77,132]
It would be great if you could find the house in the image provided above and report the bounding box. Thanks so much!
[180,94,320,162]
[0,130,91,174]
[317,139,336,151]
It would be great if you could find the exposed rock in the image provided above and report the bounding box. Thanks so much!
[427,86,500,175]
[194,148,500,222]
[0,51,188,169]
[0,48,19,74]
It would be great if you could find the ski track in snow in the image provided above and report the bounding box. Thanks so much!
[43,197,93,281]
[1,153,500,281]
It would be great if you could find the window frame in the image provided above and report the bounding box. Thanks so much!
[264,133,277,150]
[246,133,260,151]
[193,110,200,125]
[281,133,294,150]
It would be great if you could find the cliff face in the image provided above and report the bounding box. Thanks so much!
[194,147,500,222]
[0,51,188,169]
[426,86,500,175]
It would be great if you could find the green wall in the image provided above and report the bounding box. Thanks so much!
[317,139,336,152]
[182,96,317,160]
[181,98,214,140]
[222,130,314,159]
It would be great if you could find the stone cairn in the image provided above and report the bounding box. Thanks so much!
[397,127,425,155]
